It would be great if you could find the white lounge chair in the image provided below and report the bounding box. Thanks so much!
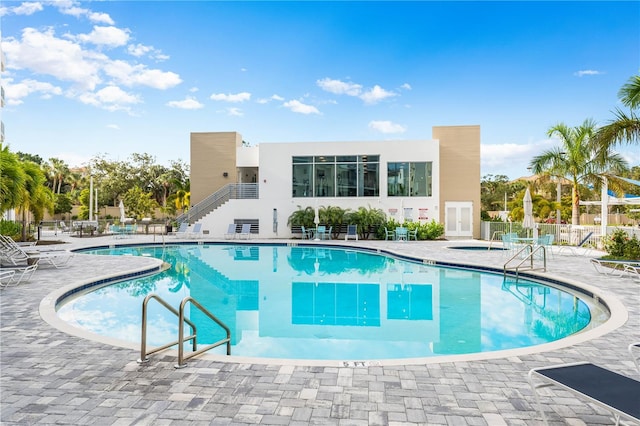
[173,222,189,238]
[557,231,594,256]
[345,225,358,241]
[224,224,237,239]
[0,264,38,288]
[188,223,203,239]
[528,361,640,425]
[238,224,251,240]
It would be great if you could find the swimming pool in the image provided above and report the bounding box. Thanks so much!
[57,244,604,361]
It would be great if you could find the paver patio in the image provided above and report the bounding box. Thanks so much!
[1,234,638,425]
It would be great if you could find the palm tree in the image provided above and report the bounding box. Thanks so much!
[18,161,54,241]
[530,119,628,226]
[0,145,26,211]
[594,74,640,148]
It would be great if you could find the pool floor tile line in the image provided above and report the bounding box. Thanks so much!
[1,233,639,425]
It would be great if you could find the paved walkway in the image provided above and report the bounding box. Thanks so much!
[1,234,639,425]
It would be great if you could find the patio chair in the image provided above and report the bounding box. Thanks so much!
[345,224,358,241]
[408,228,418,241]
[224,224,237,239]
[300,226,310,240]
[528,361,640,425]
[58,221,70,234]
[315,225,327,240]
[238,223,252,240]
[557,231,594,256]
[384,227,395,241]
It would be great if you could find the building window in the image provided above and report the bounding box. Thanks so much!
[292,155,379,198]
[388,162,432,197]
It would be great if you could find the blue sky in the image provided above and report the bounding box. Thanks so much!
[1,1,638,180]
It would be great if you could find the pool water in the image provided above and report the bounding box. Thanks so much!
[58,244,595,360]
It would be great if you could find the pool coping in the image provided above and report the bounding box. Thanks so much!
[39,240,629,368]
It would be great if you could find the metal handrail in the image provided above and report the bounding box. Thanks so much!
[137,294,231,368]
[177,297,231,369]
[503,244,547,280]
[176,183,259,224]
[138,293,198,364]
[488,230,504,250]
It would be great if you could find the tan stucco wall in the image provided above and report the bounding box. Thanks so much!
[434,125,481,238]
[190,132,242,206]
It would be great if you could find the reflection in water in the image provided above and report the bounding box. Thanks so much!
[59,245,597,360]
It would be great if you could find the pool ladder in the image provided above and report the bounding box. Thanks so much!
[503,244,547,281]
[138,294,231,369]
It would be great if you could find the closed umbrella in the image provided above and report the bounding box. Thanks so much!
[119,200,126,223]
[522,187,535,236]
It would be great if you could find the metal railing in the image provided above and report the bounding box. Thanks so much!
[138,294,231,369]
[177,183,259,224]
[503,244,547,280]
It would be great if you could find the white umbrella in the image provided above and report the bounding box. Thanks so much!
[119,200,126,223]
[522,187,535,236]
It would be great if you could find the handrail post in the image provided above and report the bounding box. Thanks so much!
[176,298,187,369]
[138,294,151,363]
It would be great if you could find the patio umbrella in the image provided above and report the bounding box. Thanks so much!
[119,200,126,223]
[522,187,535,236]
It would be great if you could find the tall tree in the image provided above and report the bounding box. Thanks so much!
[530,119,628,225]
[18,161,54,240]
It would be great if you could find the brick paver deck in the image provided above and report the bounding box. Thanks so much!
[1,234,638,425]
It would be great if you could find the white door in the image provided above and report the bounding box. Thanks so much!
[445,202,473,238]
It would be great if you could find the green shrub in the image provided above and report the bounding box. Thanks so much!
[603,228,640,260]
[0,220,23,240]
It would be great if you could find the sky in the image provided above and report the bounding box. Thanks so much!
[1,0,639,180]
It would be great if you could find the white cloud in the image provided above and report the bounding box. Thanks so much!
[317,78,362,96]
[3,77,63,105]
[3,27,105,91]
[360,85,396,105]
[78,85,140,112]
[481,138,557,178]
[257,94,284,104]
[166,97,204,110]
[0,2,44,16]
[400,83,412,90]
[107,124,120,130]
[1,19,181,110]
[210,92,251,102]
[127,43,168,61]
[574,70,604,77]
[56,2,115,25]
[227,107,243,116]
[76,26,130,47]
[103,60,182,89]
[368,120,406,134]
[283,99,320,115]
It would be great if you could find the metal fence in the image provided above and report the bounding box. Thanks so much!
[481,221,640,248]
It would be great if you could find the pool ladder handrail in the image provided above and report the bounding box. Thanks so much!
[138,294,231,369]
[503,244,547,280]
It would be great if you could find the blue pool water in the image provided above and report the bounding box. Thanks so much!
[58,244,595,360]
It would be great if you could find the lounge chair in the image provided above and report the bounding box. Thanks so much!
[224,224,237,239]
[528,361,640,425]
[238,223,251,240]
[345,225,358,241]
[623,263,640,282]
[173,222,189,238]
[58,221,70,234]
[0,264,38,288]
[630,342,640,375]
[0,240,72,269]
[557,231,594,256]
[188,223,203,239]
